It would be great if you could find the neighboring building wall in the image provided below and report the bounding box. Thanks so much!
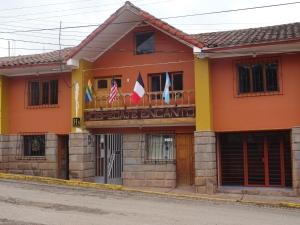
[292,127,300,195]
[123,134,176,188]
[211,53,300,132]
[69,132,95,181]
[5,133,57,177]
[7,73,72,134]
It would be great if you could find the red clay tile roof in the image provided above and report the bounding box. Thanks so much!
[0,48,72,69]
[192,22,300,49]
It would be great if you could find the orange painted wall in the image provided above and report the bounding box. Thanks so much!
[92,25,195,93]
[211,53,300,132]
[7,73,72,134]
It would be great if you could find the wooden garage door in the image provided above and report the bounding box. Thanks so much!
[176,134,194,185]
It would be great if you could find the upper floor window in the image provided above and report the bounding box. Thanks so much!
[149,72,183,99]
[237,61,279,94]
[135,32,154,55]
[28,79,58,106]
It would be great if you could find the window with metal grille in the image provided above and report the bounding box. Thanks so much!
[23,135,45,156]
[237,61,279,94]
[145,134,175,163]
[135,32,154,55]
[28,79,58,106]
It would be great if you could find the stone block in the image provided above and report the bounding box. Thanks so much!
[38,163,56,170]
[194,131,215,137]
[69,146,87,155]
[46,133,57,141]
[123,165,145,172]
[164,180,176,188]
[145,172,165,180]
[164,172,176,180]
[123,157,141,165]
[195,152,216,162]
[84,169,95,178]
[195,161,216,170]
[123,150,141,158]
[69,170,84,179]
[195,144,216,154]
[195,136,216,145]
[123,134,144,142]
[46,147,56,156]
[46,140,57,149]
[46,155,56,162]
[144,179,165,187]
[195,177,206,186]
[69,138,87,148]
[123,179,145,187]
[294,150,300,160]
[195,169,217,177]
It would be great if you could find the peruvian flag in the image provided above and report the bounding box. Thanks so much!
[131,73,145,105]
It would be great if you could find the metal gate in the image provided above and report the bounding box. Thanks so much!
[95,134,123,184]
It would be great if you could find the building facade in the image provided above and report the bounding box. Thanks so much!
[0,2,299,196]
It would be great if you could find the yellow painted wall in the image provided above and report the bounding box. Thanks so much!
[194,57,213,131]
[71,60,93,132]
[0,76,8,134]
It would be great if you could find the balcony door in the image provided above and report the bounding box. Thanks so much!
[94,77,122,108]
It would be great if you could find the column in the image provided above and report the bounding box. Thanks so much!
[194,56,217,194]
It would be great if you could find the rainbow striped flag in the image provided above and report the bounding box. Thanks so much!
[85,79,93,102]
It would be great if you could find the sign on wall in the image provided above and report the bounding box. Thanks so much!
[85,106,195,121]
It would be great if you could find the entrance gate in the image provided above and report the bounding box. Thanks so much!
[95,134,123,184]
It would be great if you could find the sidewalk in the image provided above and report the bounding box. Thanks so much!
[0,172,299,209]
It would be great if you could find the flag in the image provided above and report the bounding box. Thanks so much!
[85,79,93,102]
[108,80,118,104]
[162,72,171,104]
[131,73,145,105]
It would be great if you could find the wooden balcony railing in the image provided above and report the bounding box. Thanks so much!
[85,90,195,110]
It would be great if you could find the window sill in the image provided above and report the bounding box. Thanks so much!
[26,104,59,109]
[15,156,46,161]
[235,91,282,98]
[144,159,176,165]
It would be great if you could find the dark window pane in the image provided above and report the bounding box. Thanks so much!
[173,73,183,91]
[23,135,45,156]
[252,64,264,92]
[266,63,278,91]
[151,75,161,92]
[114,79,121,88]
[136,32,154,55]
[50,80,58,104]
[42,82,49,104]
[98,80,107,89]
[238,65,250,93]
[29,81,40,106]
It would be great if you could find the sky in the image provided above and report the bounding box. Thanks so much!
[0,0,299,57]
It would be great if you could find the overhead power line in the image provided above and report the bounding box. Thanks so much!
[0,1,299,34]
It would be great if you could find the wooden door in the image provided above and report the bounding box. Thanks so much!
[94,77,123,108]
[57,135,69,180]
[176,133,194,186]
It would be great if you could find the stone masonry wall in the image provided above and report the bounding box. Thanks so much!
[69,132,95,181]
[0,135,9,172]
[7,133,57,177]
[123,134,176,188]
[291,127,300,195]
[194,131,217,194]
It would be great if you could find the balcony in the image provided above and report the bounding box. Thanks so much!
[84,90,195,128]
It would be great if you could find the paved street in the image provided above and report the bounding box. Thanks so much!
[0,180,299,225]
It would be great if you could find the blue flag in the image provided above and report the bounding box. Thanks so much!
[163,72,171,104]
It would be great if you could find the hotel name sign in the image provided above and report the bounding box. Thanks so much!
[85,106,195,121]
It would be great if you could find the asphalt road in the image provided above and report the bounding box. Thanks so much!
[0,180,299,225]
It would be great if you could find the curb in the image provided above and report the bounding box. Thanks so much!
[0,172,299,209]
